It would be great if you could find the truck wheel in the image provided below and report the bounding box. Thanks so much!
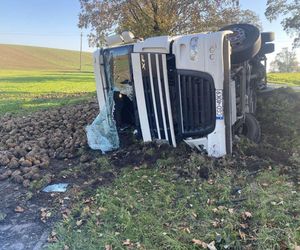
[242,113,261,143]
[261,32,275,43]
[220,24,261,64]
[258,43,275,56]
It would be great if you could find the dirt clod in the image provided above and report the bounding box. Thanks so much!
[80,154,91,163]
[20,159,32,168]
[22,179,30,188]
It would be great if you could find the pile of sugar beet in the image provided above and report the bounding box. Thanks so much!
[0,101,99,187]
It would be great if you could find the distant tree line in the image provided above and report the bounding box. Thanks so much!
[270,47,300,73]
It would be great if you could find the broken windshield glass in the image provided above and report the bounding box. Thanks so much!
[103,45,134,100]
[86,90,119,153]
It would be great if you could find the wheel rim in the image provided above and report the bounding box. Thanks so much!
[227,27,246,47]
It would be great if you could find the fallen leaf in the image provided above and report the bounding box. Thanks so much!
[64,245,70,250]
[62,208,71,220]
[99,207,107,212]
[239,229,246,240]
[228,208,234,214]
[207,241,217,250]
[105,245,112,250]
[192,239,207,248]
[212,208,218,213]
[277,201,284,205]
[123,239,131,246]
[244,211,252,217]
[242,211,252,220]
[40,208,52,223]
[76,220,83,226]
[294,245,300,250]
[14,206,25,213]
[47,231,58,243]
[83,198,91,204]
[191,212,197,218]
[207,179,214,185]
[212,220,219,228]
[83,206,90,214]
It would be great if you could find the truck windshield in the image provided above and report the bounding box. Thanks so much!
[103,45,133,98]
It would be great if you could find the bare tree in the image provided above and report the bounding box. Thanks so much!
[79,0,260,47]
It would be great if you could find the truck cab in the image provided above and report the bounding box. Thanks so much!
[92,24,275,157]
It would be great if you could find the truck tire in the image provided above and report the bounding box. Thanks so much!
[220,24,261,64]
[261,32,275,43]
[242,113,261,143]
[258,43,275,56]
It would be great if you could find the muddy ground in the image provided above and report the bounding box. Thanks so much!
[0,88,299,249]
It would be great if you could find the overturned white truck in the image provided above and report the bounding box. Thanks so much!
[92,24,275,157]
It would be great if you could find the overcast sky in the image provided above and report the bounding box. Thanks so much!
[0,0,298,64]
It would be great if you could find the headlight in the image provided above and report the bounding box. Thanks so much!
[190,37,199,61]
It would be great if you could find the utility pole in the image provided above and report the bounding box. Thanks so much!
[79,31,83,71]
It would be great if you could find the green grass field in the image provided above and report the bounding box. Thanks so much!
[0,70,96,116]
[50,161,300,249]
[0,44,93,71]
[268,72,300,86]
[0,44,96,116]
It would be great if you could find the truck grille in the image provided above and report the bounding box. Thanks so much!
[140,53,176,147]
[177,70,216,137]
[137,53,215,146]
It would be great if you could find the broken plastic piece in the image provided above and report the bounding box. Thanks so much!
[43,183,69,193]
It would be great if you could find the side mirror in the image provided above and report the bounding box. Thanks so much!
[122,31,135,43]
[105,34,124,47]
